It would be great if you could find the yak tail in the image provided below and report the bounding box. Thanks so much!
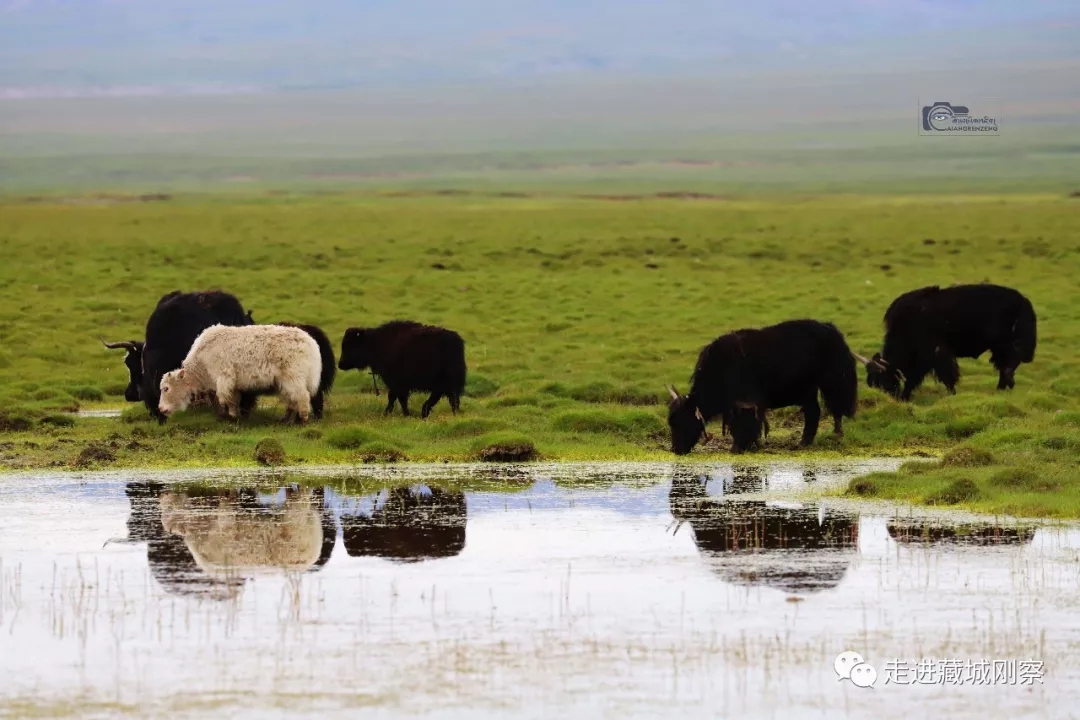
[283,323,336,397]
[447,334,468,396]
[306,326,337,397]
[819,323,859,420]
[1015,308,1037,364]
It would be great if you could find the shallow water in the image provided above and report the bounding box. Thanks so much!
[73,408,124,419]
[0,460,1075,719]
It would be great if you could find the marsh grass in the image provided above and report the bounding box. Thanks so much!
[1,193,1080,515]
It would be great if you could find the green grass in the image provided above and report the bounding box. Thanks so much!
[1,191,1080,516]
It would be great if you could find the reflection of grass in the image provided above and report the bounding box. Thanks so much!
[1,193,1080,515]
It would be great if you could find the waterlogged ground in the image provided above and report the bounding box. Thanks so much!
[0,461,1077,719]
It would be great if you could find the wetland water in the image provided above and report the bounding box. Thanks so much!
[0,461,1075,719]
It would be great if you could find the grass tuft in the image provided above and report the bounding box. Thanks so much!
[927,478,981,505]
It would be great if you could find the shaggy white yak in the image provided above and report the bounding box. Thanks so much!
[158,324,322,422]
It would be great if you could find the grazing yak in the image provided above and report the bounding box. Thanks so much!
[158,324,324,423]
[339,320,466,418]
[859,283,1037,400]
[103,289,255,423]
[667,319,858,454]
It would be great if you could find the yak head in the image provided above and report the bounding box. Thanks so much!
[338,328,371,371]
[158,368,195,417]
[102,339,145,402]
[857,352,903,398]
[667,385,712,455]
[727,403,768,453]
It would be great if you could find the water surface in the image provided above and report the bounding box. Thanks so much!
[0,461,1074,718]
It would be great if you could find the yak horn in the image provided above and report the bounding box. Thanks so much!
[101,338,139,351]
[667,385,680,401]
[851,352,871,366]
[694,407,706,424]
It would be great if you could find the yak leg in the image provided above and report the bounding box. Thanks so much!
[238,392,259,419]
[310,390,325,420]
[421,391,444,419]
[449,393,461,415]
[990,348,1019,390]
[800,396,821,446]
[398,391,412,417]
[280,383,311,424]
[384,390,398,416]
[899,368,929,402]
[215,379,239,420]
[933,347,960,395]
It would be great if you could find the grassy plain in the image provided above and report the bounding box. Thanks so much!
[1,191,1079,516]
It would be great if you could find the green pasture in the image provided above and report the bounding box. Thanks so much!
[1,191,1079,517]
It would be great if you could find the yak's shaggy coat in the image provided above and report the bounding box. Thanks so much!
[158,324,322,422]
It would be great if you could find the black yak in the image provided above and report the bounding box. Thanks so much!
[859,283,1037,400]
[339,320,466,418]
[667,319,858,454]
[103,289,255,423]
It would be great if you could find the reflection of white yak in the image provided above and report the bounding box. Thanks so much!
[159,487,323,577]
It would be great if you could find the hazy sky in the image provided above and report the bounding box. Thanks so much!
[1,1,1077,92]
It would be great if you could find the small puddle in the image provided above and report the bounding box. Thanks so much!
[73,408,124,419]
[0,461,1073,718]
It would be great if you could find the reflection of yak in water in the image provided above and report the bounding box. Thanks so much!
[669,472,858,593]
[887,521,1035,547]
[341,485,466,562]
[115,481,337,599]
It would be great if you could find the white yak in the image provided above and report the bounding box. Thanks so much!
[158,324,322,423]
